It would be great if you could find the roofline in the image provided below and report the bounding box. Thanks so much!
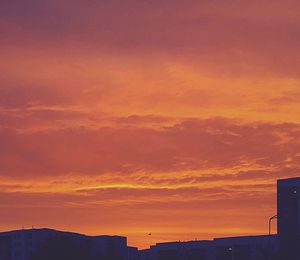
[214,234,277,241]
[0,228,126,239]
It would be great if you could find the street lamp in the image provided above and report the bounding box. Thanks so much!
[269,215,277,235]
[267,215,277,260]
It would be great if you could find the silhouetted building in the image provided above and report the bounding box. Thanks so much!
[0,228,128,260]
[141,240,213,260]
[90,235,127,260]
[140,236,278,260]
[127,246,139,260]
[277,177,300,259]
[139,249,151,260]
[214,235,278,260]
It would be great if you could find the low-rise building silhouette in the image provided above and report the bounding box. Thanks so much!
[143,240,213,260]
[139,235,278,260]
[127,246,139,260]
[214,235,278,260]
[0,228,127,260]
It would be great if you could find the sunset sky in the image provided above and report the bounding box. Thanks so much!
[1,0,300,248]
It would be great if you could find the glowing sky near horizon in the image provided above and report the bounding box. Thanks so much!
[1,0,300,248]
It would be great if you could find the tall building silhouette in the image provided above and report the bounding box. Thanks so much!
[277,177,300,259]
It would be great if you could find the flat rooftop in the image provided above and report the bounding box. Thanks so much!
[277,177,300,187]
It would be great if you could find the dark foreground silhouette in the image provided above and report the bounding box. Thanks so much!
[29,236,91,260]
[29,236,125,260]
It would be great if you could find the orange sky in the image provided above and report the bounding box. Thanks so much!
[1,0,300,248]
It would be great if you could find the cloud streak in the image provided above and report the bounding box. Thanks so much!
[1,118,300,177]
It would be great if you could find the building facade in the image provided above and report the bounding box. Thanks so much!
[214,235,278,260]
[277,177,300,259]
[139,235,278,260]
[0,228,128,260]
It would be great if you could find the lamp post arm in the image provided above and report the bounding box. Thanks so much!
[268,215,278,235]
